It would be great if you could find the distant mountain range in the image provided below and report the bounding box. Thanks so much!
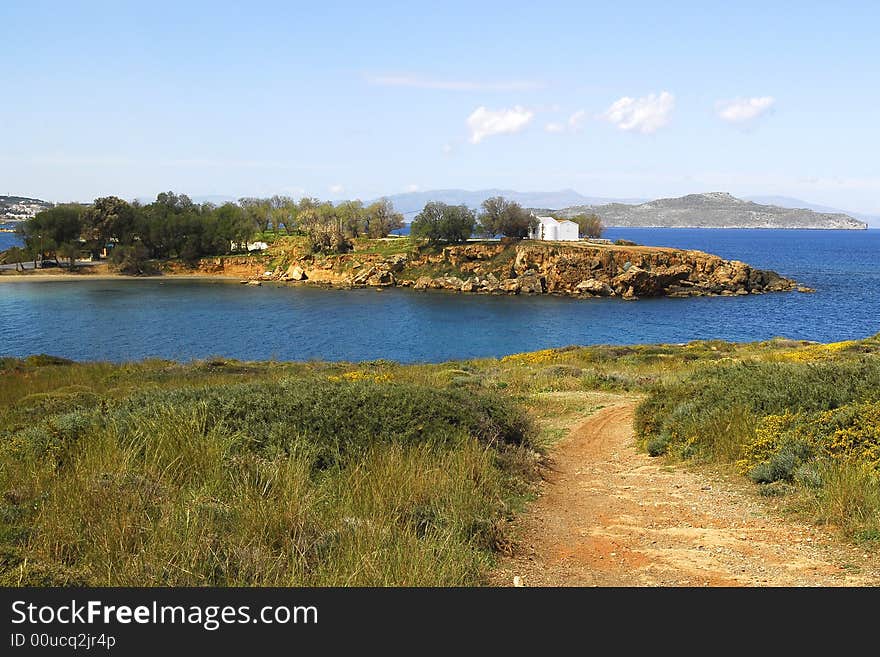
[374,189,648,216]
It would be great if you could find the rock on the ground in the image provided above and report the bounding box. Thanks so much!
[287,265,307,280]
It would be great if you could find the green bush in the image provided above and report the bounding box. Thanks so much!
[637,355,880,538]
[15,391,101,421]
[542,365,583,378]
[24,354,74,367]
[110,379,531,467]
[647,434,670,457]
[636,358,880,460]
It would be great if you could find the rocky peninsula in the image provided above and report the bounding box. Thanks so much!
[179,238,804,300]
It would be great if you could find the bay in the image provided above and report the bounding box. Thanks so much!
[1,228,877,362]
[0,228,22,251]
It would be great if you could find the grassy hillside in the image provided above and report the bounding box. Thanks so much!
[2,335,879,585]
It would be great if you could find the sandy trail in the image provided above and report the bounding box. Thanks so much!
[493,397,880,587]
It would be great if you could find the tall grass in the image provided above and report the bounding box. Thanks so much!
[806,460,880,537]
[0,371,536,586]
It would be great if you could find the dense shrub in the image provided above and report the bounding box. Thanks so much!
[738,401,880,480]
[15,390,101,420]
[24,354,74,367]
[111,379,531,466]
[637,355,880,536]
[636,358,880,456]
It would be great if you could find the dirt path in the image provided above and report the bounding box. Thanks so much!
[493,396,880,587]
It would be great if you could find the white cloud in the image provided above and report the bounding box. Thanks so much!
[716,96,775,124]
[545,110,587,135]
[442,142,454,155]
[602,91,675,134]
[568,109,587,131]
[365,74,543,92]
[406,184,420,192]
[328,184,344,194]
[466,106,534,144]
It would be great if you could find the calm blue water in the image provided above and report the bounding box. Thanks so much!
[0,228,22,251]
[1,229,878,363]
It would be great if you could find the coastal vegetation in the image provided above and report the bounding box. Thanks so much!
[7,192,608,272]
[2,335,879,586]
[4,191,803,302]
[8,192,407,271]
[569,212,604,238]
[636,337,880,538]
[475,196,537,239]
[410,202,476,244]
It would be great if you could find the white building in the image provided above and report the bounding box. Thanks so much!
[231,241,269,252]
[529,215,579,241]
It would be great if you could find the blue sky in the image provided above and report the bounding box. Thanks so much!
[3,0,879,215]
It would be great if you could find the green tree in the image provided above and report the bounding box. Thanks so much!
[296,201,351,253]
[239,197,271,234]
[365,198,404,238]
[411,202,475,244]
[57,242,81,270]
[570,213,604,238]
[295,197,326,235]
[214,203,255,252]
[19,204,84,265]
[4,246,26,271]
[81,196,136,254]
[155,191,195,212]
[477,196,536,239]
[336,199,367,237]
[136,192,217,262]
[110,242,156,275]
[268,195,298,235]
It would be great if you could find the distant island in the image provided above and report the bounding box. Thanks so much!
[379,189,869,229]
[541,192,867,230]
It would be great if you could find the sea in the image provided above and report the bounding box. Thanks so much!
[0,225,22,252]
[1,228,878,363]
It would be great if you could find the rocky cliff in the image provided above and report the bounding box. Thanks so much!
[256,240,803,300]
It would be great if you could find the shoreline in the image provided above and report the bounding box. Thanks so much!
[0,270,813,298]
[0,272,242,283]
[1,237,808,298]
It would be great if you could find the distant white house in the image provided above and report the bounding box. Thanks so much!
[231,241,269,252]
[529,215,579,241]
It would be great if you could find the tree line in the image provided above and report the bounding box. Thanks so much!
[4,192,605,272]
[410,196,604,244]
[8,192,405,272]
